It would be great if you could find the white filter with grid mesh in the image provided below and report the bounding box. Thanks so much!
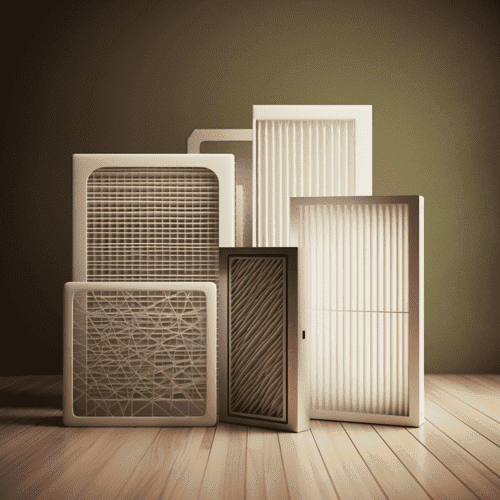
[63,281,217,426]
[73,154,235,282]
[290,196,424,427]
[253,105,372,247]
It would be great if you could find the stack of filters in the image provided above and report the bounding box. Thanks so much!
[64,105,423,430]
[64,154,235,426]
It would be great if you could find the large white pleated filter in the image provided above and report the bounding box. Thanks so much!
[63,281,217,426]
[290,196,424,427]
[253,105,372,247]
[73,154,235,282]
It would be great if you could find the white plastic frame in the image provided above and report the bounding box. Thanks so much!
[73,154,235,281]
[290,195,424,427]
[63,281,217,427]
[187,129,253,247]
[253,105,372,247]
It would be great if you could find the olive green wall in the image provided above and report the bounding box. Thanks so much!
[1,0,498,374]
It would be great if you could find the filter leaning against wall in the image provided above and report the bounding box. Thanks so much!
[187,129,253,247]
[63,281,217,426]
[290,196,424,427]
[253,105,372,247]
[73,154,235,283]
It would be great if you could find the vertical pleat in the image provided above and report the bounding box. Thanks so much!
[301,201,410,417]
[256,119,357,246]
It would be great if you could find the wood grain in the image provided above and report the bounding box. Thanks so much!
[310,419,385,500]
[279,430,339,500]
[0,375,499,500]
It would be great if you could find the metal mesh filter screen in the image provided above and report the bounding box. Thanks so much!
[72,289,208,417]
[86,166,219,282]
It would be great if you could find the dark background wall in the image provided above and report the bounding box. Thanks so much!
[1,0,498,375]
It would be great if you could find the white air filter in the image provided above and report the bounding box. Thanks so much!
[187,129,253,247]
[253,105,372,247]
[218,247,309,432]
[73,154,235,282]
[63,282,216,426]
[290,196,424,427]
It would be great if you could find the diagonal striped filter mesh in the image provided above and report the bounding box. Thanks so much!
[298,202,410,417]
[86,167,219,282]
[228,256,286,420]
[72,289,208,417]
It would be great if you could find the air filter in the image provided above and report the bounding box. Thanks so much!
[73,154,235,282]
[290,196,424,427]
[187,129,253,247]
[218,247,309,432]
[63,282,217,426]
[253,105,372,247]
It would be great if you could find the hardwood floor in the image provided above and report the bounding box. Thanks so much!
[0,375,499,499]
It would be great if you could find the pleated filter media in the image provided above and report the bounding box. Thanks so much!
[73,154,235,282]
[63,282,217,426]
[290,196,424,427]
[253,105,372,247]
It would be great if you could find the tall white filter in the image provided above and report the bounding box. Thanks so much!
[290,196,424,427]
[253,105,372,247]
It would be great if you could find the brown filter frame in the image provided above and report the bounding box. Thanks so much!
[218,247,309,432]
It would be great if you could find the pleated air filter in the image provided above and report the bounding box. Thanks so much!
[218,247,309,432]
[187,129,253,247]
[253,105,372,247]
[73,154,235,282]
[290,196,424,427]
[63,282,217,426]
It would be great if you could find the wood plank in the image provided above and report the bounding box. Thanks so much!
[408,420,500,499]
[464,375,500,392]
[428,375,500,423]
[374,424,476,500]
[425,378,500,446]
[342,422,430,500]
[424,397,500,475]
[0,376,29,391]
[33,427,158,499]
[198,423,247,500]
[109,427,214,500]
[1,427,102,500]
[309,420,385,500]
[0,407,61,448]
[279,430,339,500]
[246,427,289,500]
[161,426,215,500]
[80,427,170,500]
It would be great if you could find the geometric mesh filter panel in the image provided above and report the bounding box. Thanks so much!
[63,281,217,427]
[218,247,309,432]
[253,105,372,247]
[73,154,235,282]
[290,196,424,427]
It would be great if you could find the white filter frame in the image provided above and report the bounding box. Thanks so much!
[187,129,253,247]
[63,281,217,427]
[253,105,372,247]
[290,195,424,427]
[73,154,235,281]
